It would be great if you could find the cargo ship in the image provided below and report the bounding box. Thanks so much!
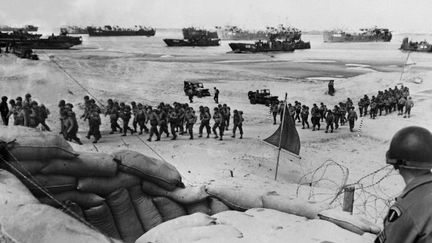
[0,30,82,49]
[87,25,155,37]
[163,27,220,47]
[60,26,88,34]
[400,37,432,52]
[215,25,267,40]
[323,27,392,43]
[228,25,309,53]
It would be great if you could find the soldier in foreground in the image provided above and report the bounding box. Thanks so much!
[376,126,432,243]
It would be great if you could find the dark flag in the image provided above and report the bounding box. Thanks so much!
[264,105,300,155]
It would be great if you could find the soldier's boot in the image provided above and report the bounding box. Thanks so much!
[240,134,243,139]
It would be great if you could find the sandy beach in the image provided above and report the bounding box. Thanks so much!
[1,35,432,227]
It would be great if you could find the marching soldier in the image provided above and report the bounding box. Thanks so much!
[136,103,149,134]
[231,110,243,139]
[88,108,101,143]
[147,108,161,142]
[198,106,211,138]
[347,106,358,132]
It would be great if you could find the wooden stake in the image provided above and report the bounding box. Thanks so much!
[275,93,288,180]
[342,186,355,214]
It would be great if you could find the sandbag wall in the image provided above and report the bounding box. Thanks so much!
[0,126,381,243]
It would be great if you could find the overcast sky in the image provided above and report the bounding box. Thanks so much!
[1,0,431,33]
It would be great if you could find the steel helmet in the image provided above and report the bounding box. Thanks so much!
[386,126,432,169]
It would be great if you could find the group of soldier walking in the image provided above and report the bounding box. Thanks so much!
[0,93,51,131]
[270,85,413,134]
[74,96,244,144]
[357,85,413,119]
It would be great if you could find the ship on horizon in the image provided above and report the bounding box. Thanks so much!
[323,27,392,43]
[228,25,310,53]
[163,27,220,47]
[60,26,88,34]
[215,25,267,40]
[0,30,82,49]
[0,25,38,32]
[87,25,155,37]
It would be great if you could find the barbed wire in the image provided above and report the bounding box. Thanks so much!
[296,159,400,223]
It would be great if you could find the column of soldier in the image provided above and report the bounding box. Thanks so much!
[270,85,413,134]
[68,96,245,144]
[0,93,51,131]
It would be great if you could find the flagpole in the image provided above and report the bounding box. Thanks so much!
[275,93,288,180]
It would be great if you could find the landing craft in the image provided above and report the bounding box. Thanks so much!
[323,27,392,43]
[229,25,309,53]
[0,30,82,49]
[400,37,432,52]
[87,25,155,37]
[163,27,220,47]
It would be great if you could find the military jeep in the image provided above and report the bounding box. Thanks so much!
[248,89,279,106]
[184,81,211,98]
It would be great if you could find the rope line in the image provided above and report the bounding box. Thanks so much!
[48,56,105,107]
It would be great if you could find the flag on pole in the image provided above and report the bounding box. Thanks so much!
[264,105,301,155]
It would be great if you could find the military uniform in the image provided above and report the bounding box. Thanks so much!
[376,174,432,243]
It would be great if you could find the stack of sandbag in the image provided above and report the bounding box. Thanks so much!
[204,180,330,219]
[136,208,377,243]
[0,126,380,242]
[0,169,120,243]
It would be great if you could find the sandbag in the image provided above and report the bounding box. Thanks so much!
[3,160,46,176]
[186,200,211,215]
[208,197,230,215]
[245,208,307,226]
[152,196,187,221]
[84,202,121,240]
[77,172,140,196]
[113,150,183,191]
[0,203,120,243]
[158,224,243,243]
[262,194,330,219]
[128,185,163,231]
[38,191,105,209]
[21,174,77,196]
[318,209,382,235]
[0,125,78,161]
[136,213,217,243]
[0,169,39,206]
[41,152,117,177]
[205,184,263,211]
[142,180,208,204]
[106,188,144,243]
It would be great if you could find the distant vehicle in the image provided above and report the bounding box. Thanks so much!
[184,81,211,98]
[248,89,279,105]
[12,45,38,60]
[323,27,392,43]
[400,37,432,52]
[87,25,155,37]
[164,27,220,47]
